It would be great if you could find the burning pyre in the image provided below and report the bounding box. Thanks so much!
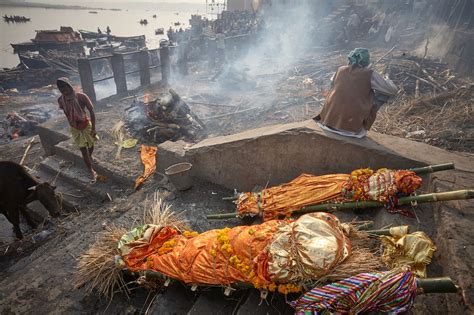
[125,89,206,143]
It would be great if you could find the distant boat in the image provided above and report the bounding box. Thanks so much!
[88,11,98,14]
[174,22,181,26]
[153,14,157,18]
[3,15,31,23]
[155,28,164,35]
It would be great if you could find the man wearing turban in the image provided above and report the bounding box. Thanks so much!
[314,48,398,138]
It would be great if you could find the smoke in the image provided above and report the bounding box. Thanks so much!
[414,23,454,59]
[234,0,316,76]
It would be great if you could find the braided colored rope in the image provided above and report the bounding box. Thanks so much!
[289,269,417,314]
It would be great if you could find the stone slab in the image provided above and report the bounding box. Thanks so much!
[237,291,294,315]
[187,288,247,315]
[149,282,197,315]
[186,120,426,191]
[157,140,192,174]
[182,120,473,191]
[37,116,70,156]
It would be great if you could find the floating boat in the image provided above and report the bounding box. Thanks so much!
[88,11,98,14]
[3,15,31,23]
[155,28,164,35]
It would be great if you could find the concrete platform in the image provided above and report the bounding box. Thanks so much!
[159,119,473,191]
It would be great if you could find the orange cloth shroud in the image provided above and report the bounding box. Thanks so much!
[236,169,422,221]
[118,213,352,287]
[237,174,350,221]
[134,145,158,190]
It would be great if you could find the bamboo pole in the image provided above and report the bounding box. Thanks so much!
[131,270,458,294]
[206,190,474,220]
[417,277,459,293]
[365,226,409,236]
[408,163,454,174]
[296,190,473,215]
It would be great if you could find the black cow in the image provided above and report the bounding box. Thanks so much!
[0,161,61,239]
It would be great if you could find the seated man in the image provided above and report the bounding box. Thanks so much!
[314,48,398,138]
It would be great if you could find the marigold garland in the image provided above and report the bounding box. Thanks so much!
[214,226,302,294]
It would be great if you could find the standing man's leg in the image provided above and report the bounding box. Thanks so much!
[79,146,97,181]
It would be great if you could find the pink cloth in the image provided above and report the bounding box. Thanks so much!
[58,92,93,130]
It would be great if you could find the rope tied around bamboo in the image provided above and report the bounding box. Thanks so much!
[206,163,461,221]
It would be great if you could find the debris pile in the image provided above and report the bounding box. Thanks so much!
[125,89,206,143]
[382,55,467,96]
[373,85,474,152]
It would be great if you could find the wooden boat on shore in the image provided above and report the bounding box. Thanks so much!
[78,30,146,48]
[11,27,85,54]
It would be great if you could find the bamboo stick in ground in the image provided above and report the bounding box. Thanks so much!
[207,190,474,220]
[19,136,36,165]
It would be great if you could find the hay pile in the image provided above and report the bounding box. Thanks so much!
[373,85,474,153]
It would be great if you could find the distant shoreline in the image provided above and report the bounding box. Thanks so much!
[0,1,121,11]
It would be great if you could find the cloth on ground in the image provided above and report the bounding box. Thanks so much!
[135,145,158,189]
[289,268,417,314]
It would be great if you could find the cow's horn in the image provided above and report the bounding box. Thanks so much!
[28,185,37,191]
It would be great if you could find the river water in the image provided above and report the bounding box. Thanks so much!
[0,4,205,68]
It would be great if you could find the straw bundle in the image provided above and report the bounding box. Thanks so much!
[142,192,188,231]
[323,229,384,283]
[76,192,187,300]
[75,225,129,300]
